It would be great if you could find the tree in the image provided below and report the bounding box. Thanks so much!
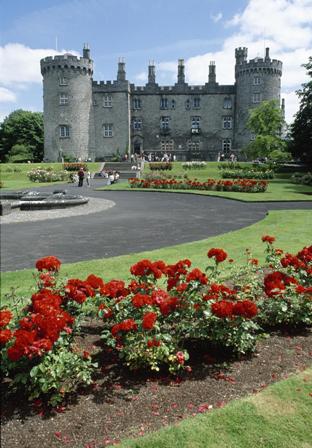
[0,110,44,162]
[244,100,288,159]
[6,144,34,163]
[290,57,312,163]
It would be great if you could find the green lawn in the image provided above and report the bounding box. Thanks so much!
[1,210,311,303]
[99,162,312,202]
[119,367,312,448]
[0,162,100,190]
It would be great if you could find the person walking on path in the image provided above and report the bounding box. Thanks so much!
[78,167,85,187]
[86,171,91,187]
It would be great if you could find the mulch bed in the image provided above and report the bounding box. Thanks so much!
[1,320,312,448]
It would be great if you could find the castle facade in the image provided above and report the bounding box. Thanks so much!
[40,45,283,161]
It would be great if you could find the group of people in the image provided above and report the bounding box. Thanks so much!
[73,168,91,187]
[99,169,120,184]
[217,152,237,162]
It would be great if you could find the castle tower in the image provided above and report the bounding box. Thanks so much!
[234,47,282,149]
[40,45,93,161]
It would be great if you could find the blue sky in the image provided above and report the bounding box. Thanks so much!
[0,0,311,123]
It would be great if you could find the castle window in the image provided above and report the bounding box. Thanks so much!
[192,97,201,109]
[223,116,232,129]
[103,95,112,107]
[160,116,170,130]
[185,99,191,110]
[59,125,70,138]
[59,94,68,105]
[160,98,168,109]
[132,118,142,131]
[253,76,261,85]
[133,98,141,110]
[191,116,201,131]
[59,77,68,86]
[171,99,176,109]
[223,97,232,109]
[222,138,232,152]
[103,124,113,137]
[160,139,174,151]
[252,93,262,103]
[188,141,201,152]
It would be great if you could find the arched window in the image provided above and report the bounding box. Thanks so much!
[223,97,232,109]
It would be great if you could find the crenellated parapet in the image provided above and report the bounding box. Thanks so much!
[40,54,93,76]
[235,47,282,78]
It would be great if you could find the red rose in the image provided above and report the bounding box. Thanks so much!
[211,300,234,318]
[0,309,13,328]
[207,248,228,263]
[261,235,275,244]
[176,351,185,365]
[86,274,105,289]
[35,256,61,272]
[0,329,12,345]
[142,312,157,330]
[233,300,258,319]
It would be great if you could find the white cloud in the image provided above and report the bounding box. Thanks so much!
[210,12,223,23]
[0,87,16,103]
[135,71,147,83]
[153,0,312,122]
[0,43,79,86]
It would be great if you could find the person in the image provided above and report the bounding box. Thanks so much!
[86,171,91,187]
[230,153,235,162]
[78,168,84,187]
[220,153,225,162]
[217,152,221,162]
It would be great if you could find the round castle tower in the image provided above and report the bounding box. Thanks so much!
[234,47,282,149]
[40,45,93,161]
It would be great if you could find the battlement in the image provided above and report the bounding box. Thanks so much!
[235,47,282,77]
[40,54,93,75]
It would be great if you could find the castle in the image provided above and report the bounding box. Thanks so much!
[40,45,283,161]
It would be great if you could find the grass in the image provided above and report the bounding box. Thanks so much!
[118,367,312,448]
[0,162,100,190]
[1,210,312,302]
[99,162,312,202]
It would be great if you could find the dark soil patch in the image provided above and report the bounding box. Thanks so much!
[1,321,312,448]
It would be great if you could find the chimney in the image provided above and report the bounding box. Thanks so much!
[265,47,270,61]
[177,59,185,84]
[117,57,126,82]
[83,43,90,59]
[148,60,156,84]
[208,61,216,83]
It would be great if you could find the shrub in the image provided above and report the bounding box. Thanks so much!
[149,162,173,171]
[182,161,207,170]
[221,169,274,179]
[291,172,312,186]
[27,168,70,183]
[63,162,88,172]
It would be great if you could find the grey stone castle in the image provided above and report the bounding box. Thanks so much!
[40,45,283,161]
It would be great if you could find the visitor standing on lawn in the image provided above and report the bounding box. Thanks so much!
[78,167,85,187]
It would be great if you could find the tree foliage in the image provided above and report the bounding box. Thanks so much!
[0,110,44,162]
[290,57,312,163]
[245,100,287,159]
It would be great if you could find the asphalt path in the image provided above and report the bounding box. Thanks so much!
[1,183,311,272]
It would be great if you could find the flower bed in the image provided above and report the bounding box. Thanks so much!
[27,168,70,183]
[63,162,88,172]
[182,161,207,169]
[149,162,173,171]
[221,169,274,180]
[129,177,268,193]
[1,239,311,405]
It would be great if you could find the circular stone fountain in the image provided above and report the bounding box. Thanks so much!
[0,190,89,216]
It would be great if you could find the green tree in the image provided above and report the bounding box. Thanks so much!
[6,144,34,163]
[244,100,288,159]
[0,110,44,162]
[289,57,312,163]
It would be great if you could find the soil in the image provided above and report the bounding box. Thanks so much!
[1,320,312,448]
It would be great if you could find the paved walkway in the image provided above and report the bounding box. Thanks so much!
[1,183,311,272]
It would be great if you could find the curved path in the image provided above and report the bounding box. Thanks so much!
[1,183,311,272]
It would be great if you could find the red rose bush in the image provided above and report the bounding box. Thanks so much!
[1,240,311,403]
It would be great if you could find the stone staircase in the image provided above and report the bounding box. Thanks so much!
[94,162,140,180]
